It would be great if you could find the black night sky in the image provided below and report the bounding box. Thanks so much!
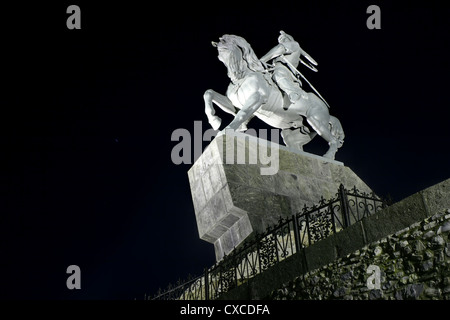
[2,1,450,300]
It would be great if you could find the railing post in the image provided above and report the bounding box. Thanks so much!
[329,202,337,234]
[339,184,351,228]
[293,214,309,273]
[305,212,312,246]
[256,238,262,273]
[204,267,209,300]
[292,214,301,253]
[234,259,238,290]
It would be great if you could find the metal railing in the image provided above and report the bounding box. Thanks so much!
[152,184,387,300]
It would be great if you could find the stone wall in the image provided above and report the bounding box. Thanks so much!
[215,178,449,300]
[272,209,450,300]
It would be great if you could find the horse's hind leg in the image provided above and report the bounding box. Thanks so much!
[306,110,339,160]
[204,89,236,130]
[281,128,314,151]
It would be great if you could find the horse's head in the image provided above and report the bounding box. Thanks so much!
[212,35,264,82]
[212,35,239,62]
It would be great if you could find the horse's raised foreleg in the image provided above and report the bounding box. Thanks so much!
[203,89,236,130]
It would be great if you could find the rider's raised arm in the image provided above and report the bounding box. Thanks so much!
[259,44,286,64]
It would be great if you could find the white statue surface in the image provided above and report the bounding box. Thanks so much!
[204,31,345,159]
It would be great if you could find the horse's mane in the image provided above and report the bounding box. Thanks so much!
[223,35,264,81]
[225,35,265,73]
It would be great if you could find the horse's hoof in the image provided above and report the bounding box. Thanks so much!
[209,116,222,130]
[224,126,236,132]
[322,152,336,160]
[216,130,225,137]
[237,124,248,132]
[323,147,337,159]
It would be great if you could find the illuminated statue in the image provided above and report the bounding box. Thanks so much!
[204,33,344,159]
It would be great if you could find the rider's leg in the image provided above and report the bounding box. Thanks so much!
[272,68,307,104]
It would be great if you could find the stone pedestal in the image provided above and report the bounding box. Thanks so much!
[188,132,374,261]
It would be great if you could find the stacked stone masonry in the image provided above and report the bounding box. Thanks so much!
[272,209,450,300]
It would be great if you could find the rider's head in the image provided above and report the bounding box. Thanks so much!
[278,30,294,43]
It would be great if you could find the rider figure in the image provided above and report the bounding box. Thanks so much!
[260,31,316,105]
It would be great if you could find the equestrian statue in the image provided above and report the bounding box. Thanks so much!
[203,31,345,160]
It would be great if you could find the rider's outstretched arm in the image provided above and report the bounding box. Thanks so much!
[260,44,286,64]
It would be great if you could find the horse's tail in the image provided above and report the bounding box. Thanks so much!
[329,115,345,148]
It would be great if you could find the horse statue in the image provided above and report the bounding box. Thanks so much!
[203,34,345,160]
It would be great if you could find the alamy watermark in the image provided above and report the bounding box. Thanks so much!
[170,121,280,175]
[66,265,81,289]
[66,5,380,31]
[66,5,81,30]
[367,5,381,30]
[366,264,381,290]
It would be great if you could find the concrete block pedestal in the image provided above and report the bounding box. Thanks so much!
[188,132,374,261]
